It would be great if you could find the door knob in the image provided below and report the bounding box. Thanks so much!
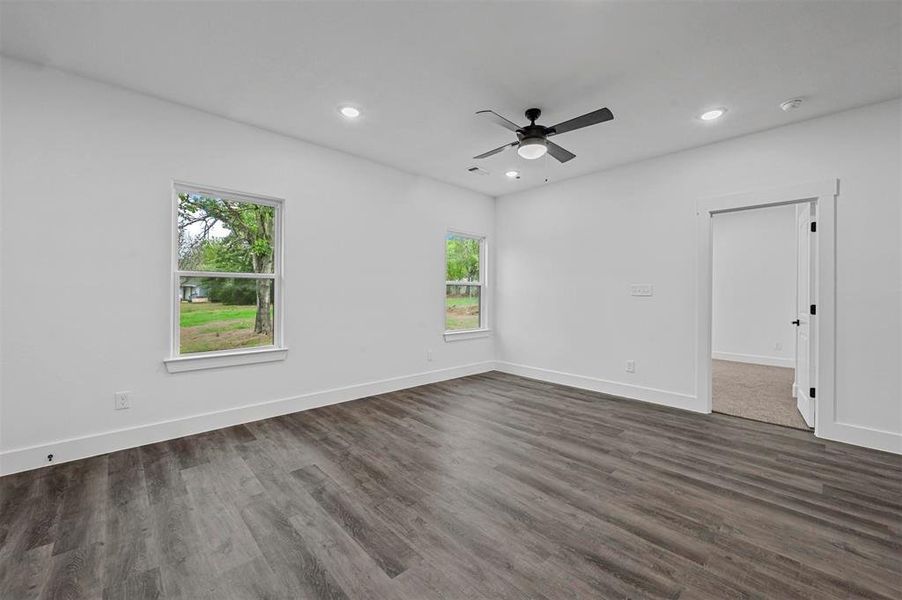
[791,319,801,326]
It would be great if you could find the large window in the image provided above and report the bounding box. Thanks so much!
[171,183,283,361]
[445,232,486,333]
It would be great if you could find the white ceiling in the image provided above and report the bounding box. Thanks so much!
[2,1,900,196]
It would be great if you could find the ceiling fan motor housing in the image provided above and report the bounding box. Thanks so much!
[519,109,551,145]
[518,110,550,159]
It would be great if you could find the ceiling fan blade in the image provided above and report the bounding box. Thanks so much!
[473,141,517,159]
[476,109,522,132]
[546,140,576,163]
[549,107,613,136]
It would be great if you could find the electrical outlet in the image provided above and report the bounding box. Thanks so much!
[426,348,433,362]
[114,391,131,410]
[630,284,654,297]
[626,360,636,373]
[775,342,783,351]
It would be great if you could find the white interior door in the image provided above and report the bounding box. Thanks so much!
[794,203,816,427]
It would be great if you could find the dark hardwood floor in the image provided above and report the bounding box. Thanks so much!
[1,371,900,599]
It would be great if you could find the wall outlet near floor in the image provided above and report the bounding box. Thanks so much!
[114,391,131,410]
[625,360,636,373]
[426,348,433,362]
[630,284,654,297]
[774,342,783,351]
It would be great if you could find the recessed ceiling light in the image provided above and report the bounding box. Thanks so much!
[699,107,727,121]
[505,170,520,179]
[339,106,361,119]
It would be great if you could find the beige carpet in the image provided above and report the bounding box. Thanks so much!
[712,359,810,430]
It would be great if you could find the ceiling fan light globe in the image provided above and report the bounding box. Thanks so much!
[517,138,547,160]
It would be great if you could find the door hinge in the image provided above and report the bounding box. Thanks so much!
[809,387,816,398]
[810,221,817,232]
[810,304,816,315]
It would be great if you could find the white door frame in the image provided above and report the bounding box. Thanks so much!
[696,179,838,436]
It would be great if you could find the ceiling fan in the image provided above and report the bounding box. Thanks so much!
[473,106,613,163]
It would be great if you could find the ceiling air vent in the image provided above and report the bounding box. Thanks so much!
[467,166,489,176]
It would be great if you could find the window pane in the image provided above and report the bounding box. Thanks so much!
[178,193,275,273]
[179,277,275,354]
[446,234,480,282]
[446,284,481,331]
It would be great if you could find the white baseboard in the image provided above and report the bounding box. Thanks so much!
[817,420,902,455]
[712,351,795,368]
[495,361,901,455]
[0,361,496,476]
[6,359,896,476]
[495,361,703,413]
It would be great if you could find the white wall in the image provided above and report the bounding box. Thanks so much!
[2,58,899,472]
[0,58,495,474]
[496,98,901,453]
[711,204,797,367]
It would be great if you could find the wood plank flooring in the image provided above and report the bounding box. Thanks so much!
[1,371,900,599]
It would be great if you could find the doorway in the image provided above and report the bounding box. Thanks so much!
[710,203,811,429]
[696,179,838,439]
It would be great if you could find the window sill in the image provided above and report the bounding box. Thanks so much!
[164,347,288,373]
[443,329,492,342]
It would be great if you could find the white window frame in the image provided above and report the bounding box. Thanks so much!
[444,230,491,342]
[164,181,287,373]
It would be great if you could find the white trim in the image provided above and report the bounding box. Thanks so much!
[170,181,286,363]
[697,179,837,214]
[495,361,702,413]
[697,179,844,440]
[495,361,901,454]
[176,270,276,280]
[444,230,489,334]
[816,420,902,455]
[0,361,497,476]
[173,180,285,207]
[444,328,492,342]
[711,352,795,368]
[164,346,289,373]
[446,228,488,241]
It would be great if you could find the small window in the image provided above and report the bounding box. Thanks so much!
[172,184,282,358]
[445,233,486,332]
